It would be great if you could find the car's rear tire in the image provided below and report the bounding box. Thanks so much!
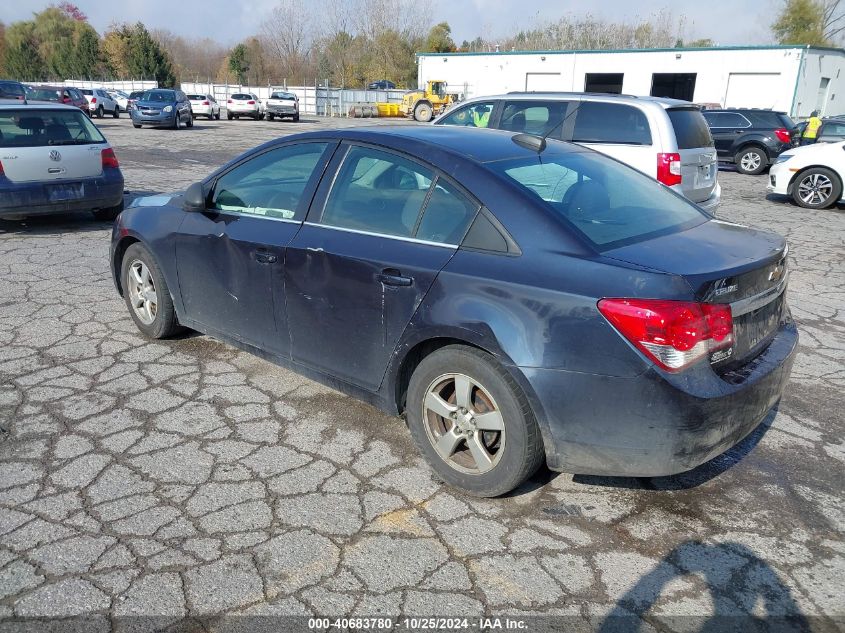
[792,167,842,209]
[112,107,119,118]
[293,113,299,122]
[735,146,767,175]
[215,110,221,120]
[258,112,265,120]
[121,243,181,339]
[267,113,274,121]
[406,345,545,497]
[227,112,233,120]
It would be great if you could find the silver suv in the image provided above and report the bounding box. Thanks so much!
[435,92,720,213]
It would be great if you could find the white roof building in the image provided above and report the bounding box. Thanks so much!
[417,45,845,118]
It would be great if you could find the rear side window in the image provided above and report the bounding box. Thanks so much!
[321,146,434,238]
[500,101,569,137]
[703,112,750,128]
[437,101,496,128]
[667,108,714,149]
[0,109,106,147]
[572,102,652,145]
[489,150,707,250]
[415,178,479,244]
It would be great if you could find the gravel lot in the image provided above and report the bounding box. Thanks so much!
[0,115,843,631]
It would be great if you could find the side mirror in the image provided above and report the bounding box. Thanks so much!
[183,182,206,212]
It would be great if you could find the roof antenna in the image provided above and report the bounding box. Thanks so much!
[511,102,581,153]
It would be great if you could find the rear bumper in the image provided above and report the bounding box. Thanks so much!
[0,170,124,218]
[267,104,297,115]
[694,181,721,214]
[191,105,215,116]
[522,315,798,477]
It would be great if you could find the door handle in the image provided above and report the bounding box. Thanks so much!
[254,251,277,264]
[377,269,413,287]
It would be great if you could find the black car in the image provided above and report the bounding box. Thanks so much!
[111,126,796,497]
[703,109,798,175]
[367,80,396,90]
[0,80,26,101]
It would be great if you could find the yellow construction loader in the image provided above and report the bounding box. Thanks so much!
[400,80,459,122]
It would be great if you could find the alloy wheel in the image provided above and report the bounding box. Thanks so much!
[798,173,833,206]
[423,373,505,474]
[127,260,158,325]
[740,151,762,172]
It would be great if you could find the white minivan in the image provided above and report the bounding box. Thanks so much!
[434,93,720,213]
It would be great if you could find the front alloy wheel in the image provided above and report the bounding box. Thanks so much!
[127,260,158,325]
[793,167,842,209]
[736,147,766,175]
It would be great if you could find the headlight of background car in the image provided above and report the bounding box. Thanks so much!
[163,105,173,113]
[774,154,794,165]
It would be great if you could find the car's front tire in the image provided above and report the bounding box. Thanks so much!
[735,146,767,175]
[406,345,544,497]
[112,107,119,118]
[133,124,141,129]
[121,243,181,339]
[792,167,842,209]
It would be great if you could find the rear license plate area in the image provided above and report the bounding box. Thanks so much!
[694,164,713,187]
[46,183,84,202]
[719,294,784,368]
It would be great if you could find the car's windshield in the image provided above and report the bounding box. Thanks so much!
[0,108,107,147]
[0,82,25,99]
[488,150,708,250]
[129,92,143,99]
[271,92,294,99]
[141,90,174,102]
[187,94,205,101]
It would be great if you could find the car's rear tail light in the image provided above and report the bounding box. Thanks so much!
[774,128,791,144]
[202,101,210,105]
[247,100,255,104]
[91,97,97,104]
[62,96,71,103]
[656,153,682,186]
[0,160,4,176]
[597,298,733,372]
[101,148,119,169]
[227,99,233,103]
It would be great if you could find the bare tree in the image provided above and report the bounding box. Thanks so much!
[260,2,315,84]
[823,0,845,41]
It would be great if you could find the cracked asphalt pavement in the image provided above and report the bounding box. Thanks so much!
[0,116,843,631]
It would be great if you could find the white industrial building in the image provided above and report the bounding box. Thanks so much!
[417,45,845,118]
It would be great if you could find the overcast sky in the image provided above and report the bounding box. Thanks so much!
[3,0,777,47]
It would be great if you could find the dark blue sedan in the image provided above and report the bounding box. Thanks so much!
[110,127,797,496]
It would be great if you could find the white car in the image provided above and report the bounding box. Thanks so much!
[80,88,119,118]
[107,89,130,112]
[265,90,299,122]
[226,93,264,120]
[187,93,221,119]
[767,140,845,209]
[0,102,124,221]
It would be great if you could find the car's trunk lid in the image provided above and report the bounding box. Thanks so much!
[604,219,789,368]
[2,144,104,182]
[667,107,718,204]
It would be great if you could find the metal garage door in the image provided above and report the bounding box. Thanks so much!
[724,73,782,109]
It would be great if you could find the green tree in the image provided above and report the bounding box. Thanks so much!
[228,43,250,83]
[126,23,175,85]
[425,22,455,53]
[4,22,44,81]
[71,26,101,78]
[0,23,7,76]
[772,0,843,45]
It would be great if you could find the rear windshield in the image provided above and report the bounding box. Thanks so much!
[667,108,714,149]
[232,94,251,100]
[141,90,175,102]
[81,89,93,95]
[0,109,106,147]
[0,82,26,99]
[31,88,61,101]
[271,92,295,99]
[488,150,707,250]
[187,94,205,100]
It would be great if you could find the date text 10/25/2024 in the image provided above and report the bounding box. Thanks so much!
[307,618,528,630]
